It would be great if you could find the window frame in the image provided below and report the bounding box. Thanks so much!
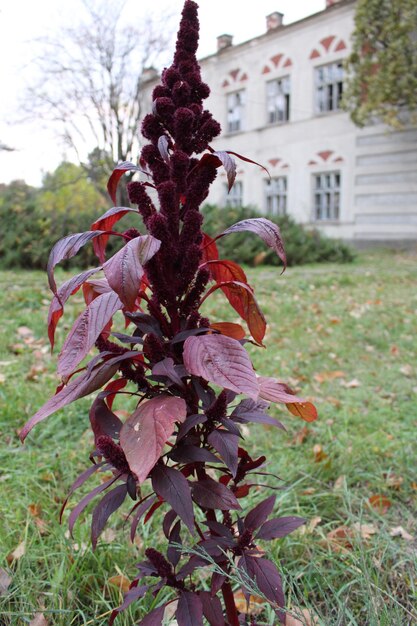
[266,75,291,124]
[224,180,243,208]
[264,176,288,215]
[313,171,341,221]
[226,89,246,133]
[314,61,344,115]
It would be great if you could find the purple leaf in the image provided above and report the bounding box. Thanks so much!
[183,335,258,400]
[47,231,106,294]
[191,478,241,511]
[89,397,123,442]
[167,519,182,567]
[219,218,286,270]
[204,520,235,541]
[239,555,285,616]
[119,396,187,484]
[107,162,148,205]
[91,484,127,549]
[20,356,124,441]
[211,572,226,596]
[177,555,207,580]
[169,445,221,464]
[130,496,157,541]
[151,465,194,533]
[48,267,101,350]
[68,475,119,535]
[126,312,163,337]
[200,591,225,626]
[57,291,122,377]
[103,235,161,309]
[212,151,236,191]
[137,604,166,626]
[59,461,107,522]
[177,414,207,440]
[109,585,149,626]
[157,135,170,163]
[258,377,304,404]
[256,516,306,540]
[152,358,185,388]
[207,430,239,477]
[176,592,204,626]
[171,327,211,345]
[244,495,276,531]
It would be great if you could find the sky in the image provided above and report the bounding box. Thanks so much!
[0,0,325,186]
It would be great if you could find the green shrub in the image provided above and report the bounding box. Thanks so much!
[201,204,355,266]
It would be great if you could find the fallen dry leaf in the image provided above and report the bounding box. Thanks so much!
[399,364,413,377]
[352,523,377,540]
[299,516,321,536]
[286,608,319,626]
[30,614,48,626]
[290,426,310,446]
[314,370,345,383]
[342,378,361,388]
[28,503,42,517]
[313,444,327,463]
[17,326,34,338]
[108,574,131,594]
[300,487,316,496]
[6,540,26,564]
[368,495,392,514]
[384,473,403,490]
[389,526,413,541]
[326,526,353,552]
[101,528,117,543]
[390,345,400,356]
[233,590,264,614]
[0,568,12,597]
[333,475,346,491]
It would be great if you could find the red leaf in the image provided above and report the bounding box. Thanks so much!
[57,291,122,377]
[119,396,187,484]
[83,277,113,305]
[224,150,270,177]
[202,259,247,284]
[107,162,148,205]
[183,334,259,400]
[196,152,236,191]
[210,322,246,340]
[258,377,304,404]
[286,402,318,423]
[20,352,136,441]
[202,281,266,345]
[48,267,101,350]
[103,235,161,309]
[218,218,286,270]
[47,231,106,295]
[200,232,219,264]
[91,206,139,263]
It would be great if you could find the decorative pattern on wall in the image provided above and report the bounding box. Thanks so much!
[308,150,344,166]
[309,36,347,60]
[221,69,248,88]
[262,54,293,75]
[268,158,289,169]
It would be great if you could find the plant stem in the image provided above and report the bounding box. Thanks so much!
[222,581,239,626]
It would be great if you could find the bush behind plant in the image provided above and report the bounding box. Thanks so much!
[202,204,356,266]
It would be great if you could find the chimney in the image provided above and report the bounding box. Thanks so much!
[217,34,233,51]
[266,11,284,31]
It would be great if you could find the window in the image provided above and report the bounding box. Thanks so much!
[265,177,287,215]
[266,77,290,123]
[227,90,245,133]
[314,172,341,220]
[224,181,243,208]
[315,62,344,113]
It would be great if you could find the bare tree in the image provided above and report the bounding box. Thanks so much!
[23,0,174,198]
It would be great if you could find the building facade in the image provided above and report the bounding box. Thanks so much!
[196,0,417,245]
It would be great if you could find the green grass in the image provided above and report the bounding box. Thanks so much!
[1,250,416,625]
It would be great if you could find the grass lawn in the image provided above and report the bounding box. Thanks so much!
[0,250,416,625]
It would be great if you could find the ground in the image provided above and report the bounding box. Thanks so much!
[0,250,416,625]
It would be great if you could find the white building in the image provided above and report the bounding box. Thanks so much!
[197,0,417,245]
